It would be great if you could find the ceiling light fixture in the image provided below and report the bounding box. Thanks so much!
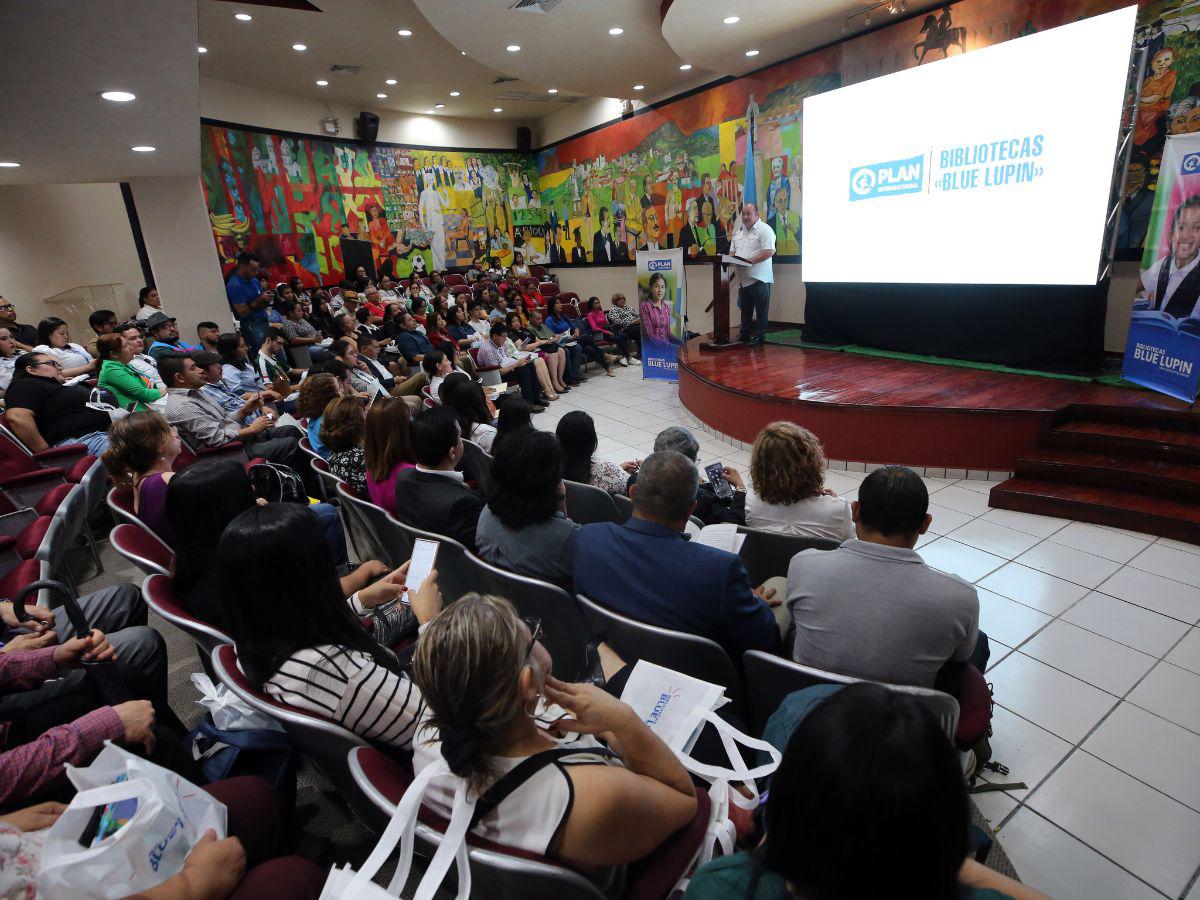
[633,84,644,91]
[608,27,624,35]
[131,146,156,152]
[844,1,906,31]
[234,12,251,20]
[397,29,412,36]
[197,46,207,53]
[460,50,467,56]
[435,103,445,108]
[449,90,461,96]
[679,63,692,70]
[547,88,558,94]
[292,43,307,51]
[723,15,740,24]
[376,93,388,99]
[386,78,397,85]
[745,49,759,56]
[506,44,520,52]
[100,91,136,102]
[493,107,503,113]
[427,109,436,114]
[316,79,328,86]
[0,162,20,168]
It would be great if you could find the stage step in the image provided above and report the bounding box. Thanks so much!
[1014,449,1200,501]
[1045,420,1200,463]
[1067,402,1200,431]
[990,478,1200,545]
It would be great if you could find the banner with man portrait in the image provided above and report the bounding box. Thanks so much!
[635,248,687,381]
[1123,133,1200,402]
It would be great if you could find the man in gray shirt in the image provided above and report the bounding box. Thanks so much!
[786,465,983,688]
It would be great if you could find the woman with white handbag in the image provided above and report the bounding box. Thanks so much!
[338,594,698,899]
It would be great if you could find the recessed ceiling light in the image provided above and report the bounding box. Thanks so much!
[316,80,328,86]
[633,84,644,91]
[493,107,503,113]
[547,88,558,94]
[292,43,307,51]
[449,90,460,97]
[100,91,136,102]
[723,15,740,24]
[234,12,252,20]
[460,50,467,56]
[0,162,20,168]
[376,93,388,99]
[679,63,692,70]
[608,27,624,35]
[197,46,207,54]
[505,44,520,52]
[397,29,412,36]
[745,48,759,56]
[435,103,445,108]
[386,78,397,85]
[131,146,156,152]
[427,109,436,114]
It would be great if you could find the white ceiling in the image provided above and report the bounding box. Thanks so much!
[198,0,583,122]
[412,0,707,102]
[662,0,944,78]
[0,0,200,185]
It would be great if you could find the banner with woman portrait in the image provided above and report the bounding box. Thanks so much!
[1124,132,1200,402]
[635,248,687,381]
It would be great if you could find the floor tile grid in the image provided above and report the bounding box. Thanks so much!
[536,368,1200,897]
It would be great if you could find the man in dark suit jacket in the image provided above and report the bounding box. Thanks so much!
[574,450,779,660]
[592,207,616,262]
[393,406,485,549]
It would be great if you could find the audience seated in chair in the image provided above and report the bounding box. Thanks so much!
[785,465,987,689]
[412,594,697,871]
[491,396,533,456]
[574,449,781,659]
[296,371,342,459]
[157,353,320,497]
[102,411,182,543]
[118,323,166,392]
[627,426,745,526]
[320,395,369,497]
[166,460,351,628]
[218,332,268,395]
[557,410,637,496]
[363,396,416,514]
[684,683,1042,900]
[33,316,97,378]
[441,372,498,452]
[218,503,442,751]
[5,351,112,456]
[144,312,196,362]
[477,429,580,591]
[393,406,486,549]
[194,351,279,426]
[740,422,854,542]
[95,333,166,411]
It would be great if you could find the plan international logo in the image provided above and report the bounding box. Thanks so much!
[647,259,673,271]
[849,154,925,201]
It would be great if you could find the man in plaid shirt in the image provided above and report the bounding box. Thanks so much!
[0,630,155,806]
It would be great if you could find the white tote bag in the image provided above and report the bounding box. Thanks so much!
[36,742,227,899]
[319,757,474,900]
[619,660,782,865]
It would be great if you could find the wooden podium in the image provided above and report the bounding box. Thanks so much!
[699,253,751,352]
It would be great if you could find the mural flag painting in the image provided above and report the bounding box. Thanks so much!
[636,248,687,382]
[1123,132,1200,402]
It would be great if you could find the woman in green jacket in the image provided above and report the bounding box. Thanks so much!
[97,332,165,411]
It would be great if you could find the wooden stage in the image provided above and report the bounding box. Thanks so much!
[677,339,1192,471]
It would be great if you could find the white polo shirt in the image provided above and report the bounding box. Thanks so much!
[730,217,776,284]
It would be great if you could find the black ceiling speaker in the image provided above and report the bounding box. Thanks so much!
[356,111,380,143]
[516,125,532,152]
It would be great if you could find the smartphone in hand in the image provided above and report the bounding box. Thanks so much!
[405,538,439,600]
[704,461,734,500]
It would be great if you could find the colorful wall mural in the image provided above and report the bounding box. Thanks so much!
[199,0,1193,281]
[200,125,536,286]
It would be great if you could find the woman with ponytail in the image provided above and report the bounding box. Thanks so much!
[101,411,181,542]
[411,594,696,871]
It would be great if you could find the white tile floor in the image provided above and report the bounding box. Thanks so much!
[540,364,1200,900]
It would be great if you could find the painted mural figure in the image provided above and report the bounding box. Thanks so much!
[1135,48,1177,148]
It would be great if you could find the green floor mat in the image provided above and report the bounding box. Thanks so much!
[764,329,1145,389]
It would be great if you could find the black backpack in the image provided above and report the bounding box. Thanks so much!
[248,461,307,504]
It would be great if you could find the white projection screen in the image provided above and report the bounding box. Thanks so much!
[801,5,1138,286]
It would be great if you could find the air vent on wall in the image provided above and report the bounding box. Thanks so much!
[328,64,360,75]
[509,0,564,12]
[495,90,575,102]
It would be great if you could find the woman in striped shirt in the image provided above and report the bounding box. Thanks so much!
[216,503,443,751]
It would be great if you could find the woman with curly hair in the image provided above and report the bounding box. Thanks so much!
[320,395,368,496]
[296,371,342,458]
[737,421,854,542]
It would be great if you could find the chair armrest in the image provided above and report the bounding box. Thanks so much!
[32,444,90,468]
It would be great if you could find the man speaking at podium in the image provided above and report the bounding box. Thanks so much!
[730,202,777,345]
